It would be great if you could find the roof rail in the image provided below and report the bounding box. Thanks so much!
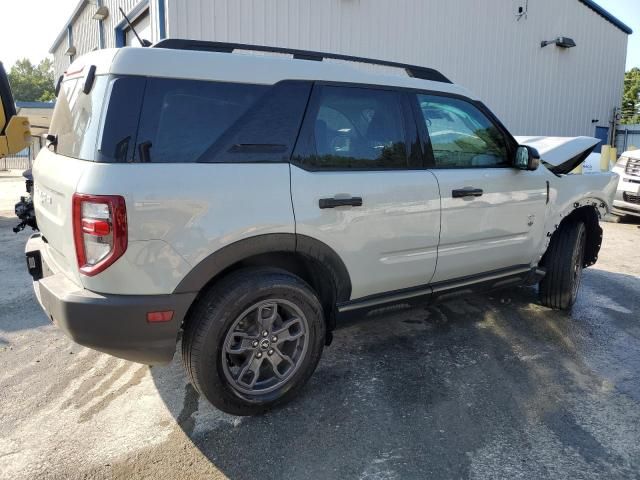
[152,39,452,84]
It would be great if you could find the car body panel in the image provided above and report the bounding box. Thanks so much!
[430,167,548,282]
[290,165,441,300]
[74,162,296,294]
[32,149,89,286]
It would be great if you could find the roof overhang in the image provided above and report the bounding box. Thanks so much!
[578,0,632,35]
[49,0,88,53]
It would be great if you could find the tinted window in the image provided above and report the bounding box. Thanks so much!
[50,75,109,160]
[301,86,408,169]
[417,94,509,168]
[200,81,312,163]
[135,79,268,163]
[97,76,145,162]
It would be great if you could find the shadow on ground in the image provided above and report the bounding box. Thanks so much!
[0,215,49,336]
[149,267,640,479]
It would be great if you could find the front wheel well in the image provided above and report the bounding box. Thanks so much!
[549,205,602,267]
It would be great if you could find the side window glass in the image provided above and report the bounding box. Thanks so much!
[202,81,312,163]
[304,86,408,169]
[135,79,268,163]
[417,94,509,168]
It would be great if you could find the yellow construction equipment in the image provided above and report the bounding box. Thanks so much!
[0,61,31,157]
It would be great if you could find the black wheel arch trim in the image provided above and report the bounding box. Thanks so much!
[172,233,352,304]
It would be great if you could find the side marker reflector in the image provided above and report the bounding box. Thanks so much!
[146,311,174,323]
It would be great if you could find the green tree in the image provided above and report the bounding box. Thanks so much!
[621,67,640,125]
[7,58,55,102]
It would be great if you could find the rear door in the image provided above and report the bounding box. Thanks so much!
[290,84,441,300]
[413,93,547,283]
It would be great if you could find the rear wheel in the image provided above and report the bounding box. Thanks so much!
[538,221,587,310]
[182,268,325,415]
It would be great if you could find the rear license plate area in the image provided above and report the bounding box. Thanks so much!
[26,250,43,281]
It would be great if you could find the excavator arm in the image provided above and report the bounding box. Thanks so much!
[0,61,30,157]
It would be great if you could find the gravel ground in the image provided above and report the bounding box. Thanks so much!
[1,176,639,480]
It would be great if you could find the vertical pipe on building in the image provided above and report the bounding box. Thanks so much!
[157,0,166,39]
[97,0,105,49]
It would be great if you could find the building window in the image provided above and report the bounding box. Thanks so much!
[124,9,151,46]
[115,0,151,47]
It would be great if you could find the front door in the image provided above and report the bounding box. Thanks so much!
[290,84,441,300]
[412,93,548,283]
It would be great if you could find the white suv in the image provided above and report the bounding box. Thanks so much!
[26,41,618,415]
[611,150,640,219]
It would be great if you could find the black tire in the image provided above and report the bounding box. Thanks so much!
[538,221,587,310]
[181,267,325,416]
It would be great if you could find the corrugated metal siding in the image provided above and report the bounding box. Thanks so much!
[165,0,628,137]
[51,0,152,78]
[52,42,69,79]
[73,3,100,56]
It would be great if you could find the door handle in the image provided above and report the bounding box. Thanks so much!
[319,196,363,209]
[452,187,483,198]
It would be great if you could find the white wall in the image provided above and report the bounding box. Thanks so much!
[73,2,101,57]
[165,0,629,137]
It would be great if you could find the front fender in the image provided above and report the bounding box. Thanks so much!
[537,170,618,265]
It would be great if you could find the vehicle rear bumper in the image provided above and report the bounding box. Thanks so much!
[26,234,196,364]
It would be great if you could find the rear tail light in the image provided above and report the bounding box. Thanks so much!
[72,193,127,276]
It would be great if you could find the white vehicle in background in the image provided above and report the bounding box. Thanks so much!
[611,150,640,220]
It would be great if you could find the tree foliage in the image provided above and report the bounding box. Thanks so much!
[7,58,55,103]
[621,67,640,125]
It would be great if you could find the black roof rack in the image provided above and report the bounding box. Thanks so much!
[152,39,452,84]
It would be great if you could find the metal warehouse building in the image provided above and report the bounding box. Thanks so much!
[50,0,631,142]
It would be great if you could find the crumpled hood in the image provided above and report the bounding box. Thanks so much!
[514,136,600,174]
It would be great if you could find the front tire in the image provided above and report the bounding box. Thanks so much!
[182,268,325,416]
[538,221,587,310]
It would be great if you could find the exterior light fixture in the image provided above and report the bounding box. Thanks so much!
[64,46,77,56]
[541,37,576,49]
[93,6,109,21]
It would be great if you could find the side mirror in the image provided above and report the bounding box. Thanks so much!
[515,145,540,171]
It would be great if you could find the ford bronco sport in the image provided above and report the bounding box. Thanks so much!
[25,40,617,415]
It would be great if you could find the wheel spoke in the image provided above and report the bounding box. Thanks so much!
[225,332,258,354]
[267,348,294,379]
[273,317,304,343]
[257,303,279,331]
[236,353,264,388]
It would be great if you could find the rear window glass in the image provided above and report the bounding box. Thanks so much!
[134,79,268,163]
[49,75,109,160]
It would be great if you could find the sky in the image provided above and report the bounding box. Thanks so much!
[0,0,638,71]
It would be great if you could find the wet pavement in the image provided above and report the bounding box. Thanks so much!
[1,187,639,479]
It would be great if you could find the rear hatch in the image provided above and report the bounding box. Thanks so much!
[33,62,110,285]
[33,150,90,284]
